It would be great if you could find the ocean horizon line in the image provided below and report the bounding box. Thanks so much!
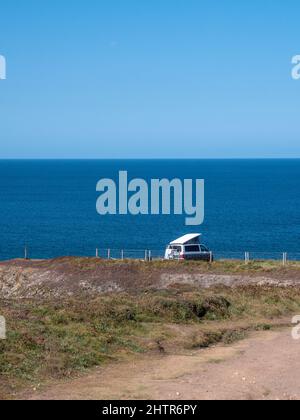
[0,157,300,161]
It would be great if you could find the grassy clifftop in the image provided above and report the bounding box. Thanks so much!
[1,284,300,399]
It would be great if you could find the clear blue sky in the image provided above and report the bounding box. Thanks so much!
[0,0,299,158]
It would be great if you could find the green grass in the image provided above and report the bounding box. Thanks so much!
[1,284,300,398]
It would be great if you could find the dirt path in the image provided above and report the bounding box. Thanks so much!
[23,328,300,400]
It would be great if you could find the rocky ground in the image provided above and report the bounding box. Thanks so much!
[0,257,300,299]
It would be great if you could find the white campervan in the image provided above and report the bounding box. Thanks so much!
[164,234,212,261]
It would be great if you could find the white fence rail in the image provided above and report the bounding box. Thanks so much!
[94,249,300,263]
[4,247,300,263]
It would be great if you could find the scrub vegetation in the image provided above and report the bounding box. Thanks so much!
[1,282,300,399]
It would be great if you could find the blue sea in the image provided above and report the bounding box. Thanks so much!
[0,159,299,261]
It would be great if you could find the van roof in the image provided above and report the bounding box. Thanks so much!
[170,234,201,245]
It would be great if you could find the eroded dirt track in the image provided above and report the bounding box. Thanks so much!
[22,328,300,400]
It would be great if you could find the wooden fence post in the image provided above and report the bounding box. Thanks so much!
[283,252,287,266]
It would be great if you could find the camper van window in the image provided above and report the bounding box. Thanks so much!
[185,245,200,253]
[172,246,181,252]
